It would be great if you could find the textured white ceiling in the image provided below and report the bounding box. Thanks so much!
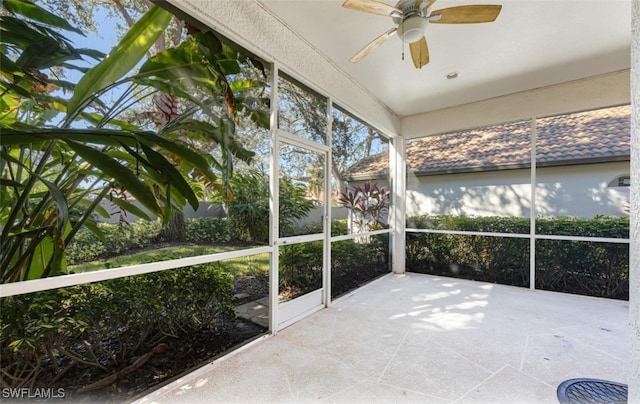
[257,0,631,117]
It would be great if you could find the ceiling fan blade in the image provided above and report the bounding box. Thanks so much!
[409,36,429,69]
[430,5,502,24]
[350,27,397,63]
[417,0,437,10]
[342,0,402,17]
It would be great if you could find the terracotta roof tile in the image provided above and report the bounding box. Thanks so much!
[345,105,630,179]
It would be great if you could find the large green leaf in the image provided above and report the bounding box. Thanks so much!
[0,16,53,50]
[25,234,54,280]
[65,140,161,217]
[67,6,172,117]
[37,178,71,279]
[76,197,110,219]
[16,36,72,70]
[0,178,24,187]
[138,143,199,210]
[38,176,69,235]
[198,32,241,75]
[137,37,211,87]
[107,145,190,210]
[137,32,240,94]
[24,223,70,280]
[81,219,106,242]
[107,197,153,221]
[80,112,139,130]
[0,53,23,80]
[2,0,83,35]
[138,131,221,184]
[0,128,145,147]
[0,129,220,207]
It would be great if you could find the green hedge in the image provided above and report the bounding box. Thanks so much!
[406,215,629,300]
[277,235,390,300]
[66,220,162,264]
[67,217,233,264]
[0,263,235,393]
[331,235,389,298]
[184,217,234,243]
[67,218,350,265]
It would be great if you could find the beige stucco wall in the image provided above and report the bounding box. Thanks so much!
[403,162,631,219]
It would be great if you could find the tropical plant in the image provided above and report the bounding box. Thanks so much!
[225,169,315,243]
[338,181,390,233]
[0,0,269,282]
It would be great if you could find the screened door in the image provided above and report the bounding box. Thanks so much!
[275,136,329,329]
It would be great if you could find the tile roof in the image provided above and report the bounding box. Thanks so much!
[345,105,630,180]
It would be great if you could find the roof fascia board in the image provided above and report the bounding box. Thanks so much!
[345,156,631,181]
[412,156,631,176]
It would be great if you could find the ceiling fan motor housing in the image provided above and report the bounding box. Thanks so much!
[394,0,429,43]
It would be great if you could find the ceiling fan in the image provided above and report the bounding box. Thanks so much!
[342,0,502,69]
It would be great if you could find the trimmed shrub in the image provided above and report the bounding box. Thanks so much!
[278,242,323,300]
[406,215,629,299]
[0,263,235,392]
[184,217,233,243]
[66,221,163,264]
[67,217,234,264]
[406,232,530,287]
[535,238,628,299]
[331,235,389,298]
[276,233,390,300]
[331,219,348,236]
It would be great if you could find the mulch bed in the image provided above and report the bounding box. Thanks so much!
[51,274,269,403]
[66,317,267,403]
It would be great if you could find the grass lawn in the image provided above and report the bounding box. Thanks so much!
[69,244,270,277]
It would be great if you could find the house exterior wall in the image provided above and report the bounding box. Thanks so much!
[298,206,349,227]
[402,161,630,219]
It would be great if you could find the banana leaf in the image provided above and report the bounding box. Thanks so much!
[2,0,83,35]
[67,6,172,117]
[65,140,162,216]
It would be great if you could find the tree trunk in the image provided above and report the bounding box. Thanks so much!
[160,211,185,242]
[364,127,375,157]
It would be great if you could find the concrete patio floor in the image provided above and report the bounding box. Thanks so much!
[138,273,629,403]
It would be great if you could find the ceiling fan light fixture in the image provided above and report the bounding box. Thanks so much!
[343,0,502,68]
[397,15,427,43]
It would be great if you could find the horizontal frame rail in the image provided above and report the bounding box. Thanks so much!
[406,228,630,244]
[0,246,273,298]
[331,228,391,243]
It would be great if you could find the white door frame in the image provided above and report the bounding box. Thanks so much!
[272,131,330,330]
